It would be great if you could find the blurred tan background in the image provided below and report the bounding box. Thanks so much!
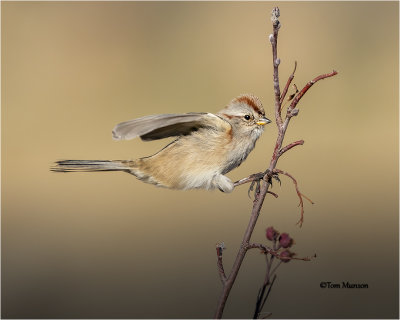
[2,1,398,318]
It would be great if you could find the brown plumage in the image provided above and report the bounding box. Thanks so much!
[52,94,271,192]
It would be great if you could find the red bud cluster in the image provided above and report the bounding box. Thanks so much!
[266,226,279,241]
[266,226,295,262]
[279,250,295,263]
[278,233,293,248]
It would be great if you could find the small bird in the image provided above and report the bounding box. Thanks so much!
[52,94,271,193]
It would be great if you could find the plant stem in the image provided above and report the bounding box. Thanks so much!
[213,7,337,318]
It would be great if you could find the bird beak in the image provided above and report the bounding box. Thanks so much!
[256,117,272,126]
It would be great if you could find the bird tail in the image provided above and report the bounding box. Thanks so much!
[51,160,131,173]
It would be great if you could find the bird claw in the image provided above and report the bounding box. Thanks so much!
[264,169,281,187]
[248,180,261,199]
[272,173,281,186]
[247,172,265,199]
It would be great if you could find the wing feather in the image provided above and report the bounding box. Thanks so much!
[112,113,229,141]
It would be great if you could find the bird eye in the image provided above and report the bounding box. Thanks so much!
[244,115,251,120]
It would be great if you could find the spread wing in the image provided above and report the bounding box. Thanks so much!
[112,113,230,141]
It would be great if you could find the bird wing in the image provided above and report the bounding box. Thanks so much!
[112,113,230,141]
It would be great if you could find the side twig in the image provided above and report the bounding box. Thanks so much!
[216,243,227,284]
[279,61,297,108]
[278,140,304,157]
[247,243,312,262]
[273,169,314,226]
[287,71,338,116]
[254,274,277,319]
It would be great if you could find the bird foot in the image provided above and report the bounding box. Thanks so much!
[264,169,281,187]
[247,170,281,199]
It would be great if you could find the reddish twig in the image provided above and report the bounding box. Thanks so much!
[278,140,304,157]
[273,169,314,227]
[267,191,279,198]
[287,70,338,116]
[279,61,297,109]
[247,243,312,262]
[247,243,273,252]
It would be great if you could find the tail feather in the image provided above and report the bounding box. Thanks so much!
[51,160,130,173]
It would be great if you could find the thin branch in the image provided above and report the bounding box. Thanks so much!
[258,312,273,319]
[273,169,314,227]
[270,7,283,128]
[269,260,283,280]
[254,287,265,319]
[267,190,279,198]
[253,252,274,319]
[247,243,312,262]
[279,61,297,109]
[278,140,304,157]
[247,243,272,252]
[216,243,227,284]
[265,254,272,285]
[287,70,338,115]
[214,182,272,319]
[257,274,277,319]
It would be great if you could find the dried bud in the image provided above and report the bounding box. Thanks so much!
[266,227,279,241]
[279,233,293,248]
[268,34,274,43]
[280,250,294,263]
[291,108,299,116]
[271,7,280,27]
